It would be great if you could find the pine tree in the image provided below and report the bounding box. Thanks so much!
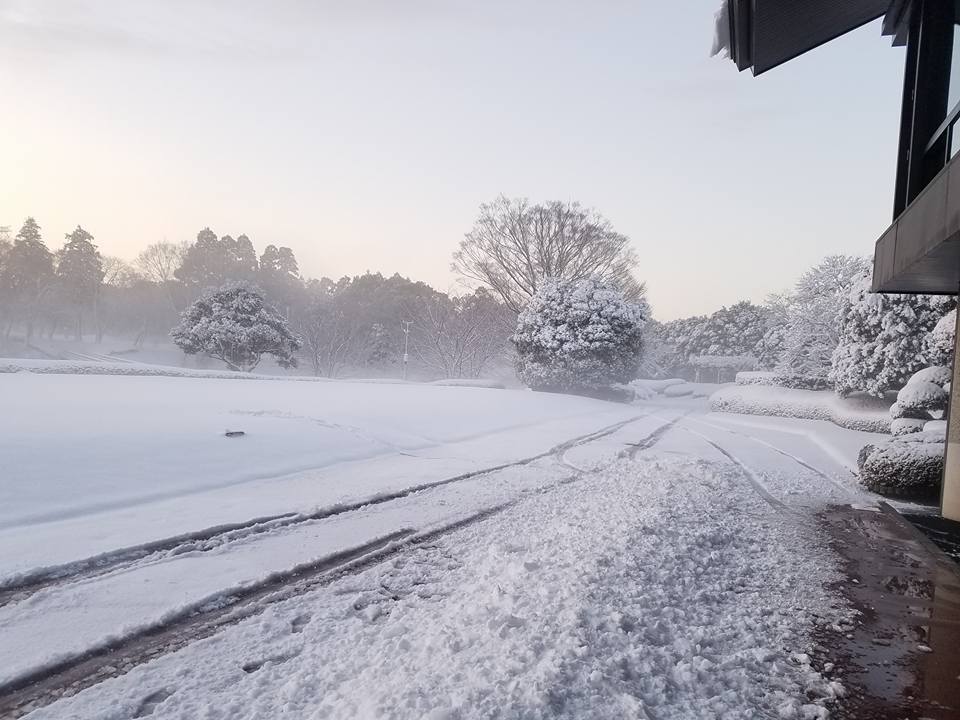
[830,275,953,397]
[1,217,54,340]
[56,226,104,339]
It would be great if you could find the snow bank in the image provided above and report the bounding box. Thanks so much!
[429,378,507,389]
[709,385,891,433]
[0,358,333,381]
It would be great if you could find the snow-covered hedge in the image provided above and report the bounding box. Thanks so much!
[857,431,944,499]
[735,371,831,391]
[709,385,891,433]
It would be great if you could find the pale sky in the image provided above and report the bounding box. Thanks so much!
[0,1,905,319]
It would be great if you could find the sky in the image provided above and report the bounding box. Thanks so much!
[0,0,906,320]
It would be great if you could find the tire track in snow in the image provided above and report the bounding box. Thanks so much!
[684,416,861,502]
[677,424,795,515]
[0,415,683,717]
[0,414,653,610]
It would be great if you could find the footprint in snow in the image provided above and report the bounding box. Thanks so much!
[290,613,311,634]
[133,688,174,717]
[241,652,297,674]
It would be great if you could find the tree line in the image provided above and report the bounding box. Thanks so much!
[0,218,515,379]
[650,255,955,397]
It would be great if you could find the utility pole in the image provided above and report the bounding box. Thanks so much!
[401,320,413,381]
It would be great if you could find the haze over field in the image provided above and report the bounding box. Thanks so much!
[0,0,904,318]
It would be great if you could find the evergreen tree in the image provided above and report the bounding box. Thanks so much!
[1,217,54,339]
[687,301,767,358]
[56,225,104,339]
[830,275,953,397]
[171,284,302,371]
[512,277,645,395]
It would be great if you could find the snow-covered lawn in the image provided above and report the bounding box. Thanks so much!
[0,367,892,719]
[0,372,640,577]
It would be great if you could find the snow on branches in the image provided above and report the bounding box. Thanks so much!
[171,284,302,372]
[830,275,953,397]
[512,277,645,396]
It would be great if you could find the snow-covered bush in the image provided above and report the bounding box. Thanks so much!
[925,308,956,367]
[896,380,949,414]
[888,364,952,434]
[857,431,944,499]
[512,277,645,397]
[172,284,302,372]
[890,417,927,436]
[830,275,953,397]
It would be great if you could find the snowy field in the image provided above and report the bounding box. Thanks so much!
[0,367,892,719]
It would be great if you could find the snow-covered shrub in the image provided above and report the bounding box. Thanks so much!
[890,418,926,436]
[896,380,949,414]
[889,401,929,421]
[512,277,645,397]
[171,284,302,372]
[908,365,952,388]
[925,308,956,367]
[858,432,944,499]
[830,275,953,397]
[924,419,948,437]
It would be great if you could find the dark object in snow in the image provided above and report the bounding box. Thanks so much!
[225,430,245,438]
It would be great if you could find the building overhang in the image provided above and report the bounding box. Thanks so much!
[716,0,890,75]
[873,152,960,294]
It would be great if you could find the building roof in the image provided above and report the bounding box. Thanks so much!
[714,0,891,75]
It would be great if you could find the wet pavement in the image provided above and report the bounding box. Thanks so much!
[818,504,960,719]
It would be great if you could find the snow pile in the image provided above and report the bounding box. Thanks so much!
[857,432,945,499]
[709,385,891,433]
[429,378,506,389]
[632,378,686,393]
[27,454,850,720]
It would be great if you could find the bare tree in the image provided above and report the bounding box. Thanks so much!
[136,241,187,284]
[136,241,187,312]
[297,292,373,377]
[409,289,512,379]
[452,196,644,313]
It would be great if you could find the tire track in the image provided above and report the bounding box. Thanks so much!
[0,414,651,610]
[678,424,794,515]
[0,415,673,717]
[0,505,519,718]
[684,416,860,502]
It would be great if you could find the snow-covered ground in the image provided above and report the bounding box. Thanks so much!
[0,367,893,719]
